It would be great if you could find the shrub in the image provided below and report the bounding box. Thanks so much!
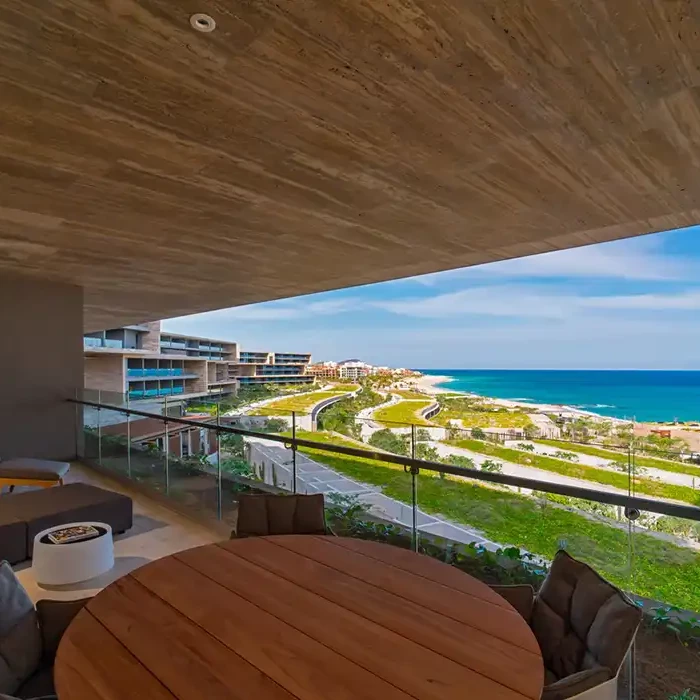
[516,442,535,452]
[368,428,409,456]
[481,459,503,473]
[471,427,486,440]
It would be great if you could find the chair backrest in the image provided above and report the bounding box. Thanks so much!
[234,494,327,538]
[531,551,641,681]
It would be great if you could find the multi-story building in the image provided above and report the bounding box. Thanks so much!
[338,359,372,380]
[306,361,340,379]
[84,322,313,401]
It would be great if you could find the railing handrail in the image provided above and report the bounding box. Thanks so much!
[71,397,700,522]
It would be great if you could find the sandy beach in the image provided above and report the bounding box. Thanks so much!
[412,373,631,423]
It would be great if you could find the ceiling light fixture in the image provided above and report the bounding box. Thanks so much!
[190,13,216,32]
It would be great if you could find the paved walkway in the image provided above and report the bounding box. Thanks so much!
[247,438,502,550]
[504,440,700,489]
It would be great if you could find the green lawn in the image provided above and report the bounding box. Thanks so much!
[294,433,700,610]
[393,389,430,400]
[449,438,700,508]
[250,388,355,416]
[372,400,435,426]
[535,439,700,480]
[438,409,533,429]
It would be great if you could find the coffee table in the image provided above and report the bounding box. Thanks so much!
[55,536,543,699]
[32,522,114,586]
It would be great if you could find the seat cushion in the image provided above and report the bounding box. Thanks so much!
[14,665,54,700]
[0,563,41,695]
[0,522,27,567]
[293,494,327,535]
[235,494,327,537]
[532,551,641,681]
[0,460,69,481]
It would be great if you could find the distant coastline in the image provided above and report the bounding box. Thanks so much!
[413,369,700,425]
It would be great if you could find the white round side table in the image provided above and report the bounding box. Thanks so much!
[32,522,114,586]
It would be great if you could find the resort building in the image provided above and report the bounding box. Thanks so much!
[338,360,373,380]
[84,322,313,401]
[306,361,340,379]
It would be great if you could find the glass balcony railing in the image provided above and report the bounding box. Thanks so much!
[75,391,700,700]
[127,368,186,378]
[84,337,124,349]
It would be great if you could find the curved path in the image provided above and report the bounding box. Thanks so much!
[504,440,700,489]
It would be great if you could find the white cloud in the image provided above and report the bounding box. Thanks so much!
[373,285,700,318]
[373,286,570,318]
[581,291,700,311]
[410,234,693,286]
[166,296,359,325]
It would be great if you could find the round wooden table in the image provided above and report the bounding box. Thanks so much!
[56,536,544,700]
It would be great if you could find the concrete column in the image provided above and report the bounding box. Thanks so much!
[0,274,83,459]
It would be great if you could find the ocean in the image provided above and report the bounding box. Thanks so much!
[418,369,700,423]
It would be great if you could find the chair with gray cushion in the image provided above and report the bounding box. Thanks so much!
[0,561,90,700]
[492,550,641,700]
[231,493,331,538]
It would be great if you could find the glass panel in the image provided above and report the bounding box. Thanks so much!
[631,509,700,700]
[127,413,168,496]
[168,425,221,522]
[98,407,131,478]
[219,425,270,528]
[287,433,415,549]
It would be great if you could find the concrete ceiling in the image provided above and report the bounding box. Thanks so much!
[1,0,699,331]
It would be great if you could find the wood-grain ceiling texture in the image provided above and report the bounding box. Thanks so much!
[0,0,699,330]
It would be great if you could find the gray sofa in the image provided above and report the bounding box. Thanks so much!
[0,484,132,565]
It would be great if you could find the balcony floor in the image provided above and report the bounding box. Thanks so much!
[13,462,225,603]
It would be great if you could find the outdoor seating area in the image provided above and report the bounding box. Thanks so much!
[0,468,648,700]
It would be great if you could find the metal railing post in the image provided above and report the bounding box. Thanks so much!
[126,392,132,480]
[410,423,418,552]
[164,397,170,495]
[216,401,222,520]
[97,390,102,466]
[292,411,298,493]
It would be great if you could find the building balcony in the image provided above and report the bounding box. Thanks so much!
[127,369,197,379]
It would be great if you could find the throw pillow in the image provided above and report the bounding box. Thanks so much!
[0,562,41,694]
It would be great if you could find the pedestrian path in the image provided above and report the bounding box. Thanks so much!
[246,438,502,550]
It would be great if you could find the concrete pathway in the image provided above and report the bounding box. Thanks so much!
[246,438,502,550]
[504,440,700,489]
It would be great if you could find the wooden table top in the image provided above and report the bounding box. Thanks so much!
[55,536,544,700]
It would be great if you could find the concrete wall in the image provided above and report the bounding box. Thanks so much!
[84,354,125,394]
[0,274,83,459]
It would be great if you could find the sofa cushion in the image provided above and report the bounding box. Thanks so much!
[0,484,132,557]
[0,521,27,567]
[0,563,41,695]
[35,599,90,664]
[14,665,54,700]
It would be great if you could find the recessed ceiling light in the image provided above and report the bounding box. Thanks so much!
[190,13,216,33]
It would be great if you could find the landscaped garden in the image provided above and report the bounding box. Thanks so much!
[250,386,357,416]
[433,396,534,430]
[535,438,700,480]
[372,399,435,426]
[291,431,700,611]
[448,437,700,508]
[392,389,430,400]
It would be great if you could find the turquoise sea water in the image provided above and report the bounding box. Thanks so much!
[418,369,700,423]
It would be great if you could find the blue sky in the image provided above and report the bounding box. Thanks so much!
[163,227,700,369]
